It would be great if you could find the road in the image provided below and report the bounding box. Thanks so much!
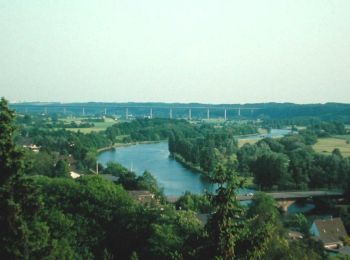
[237,190,343,201]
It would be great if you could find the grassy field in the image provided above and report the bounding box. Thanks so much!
[238,138,258,147]
[64,117,117,133]
[313,136,350,157]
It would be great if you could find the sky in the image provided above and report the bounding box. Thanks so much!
[0,0,349,104]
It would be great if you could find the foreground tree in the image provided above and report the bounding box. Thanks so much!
[0,98,23,185]
[205,164,247,259]
[242,193,283,259]
[0,98,43,258]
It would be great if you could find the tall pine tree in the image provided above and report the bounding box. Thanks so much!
[0,97,43,258]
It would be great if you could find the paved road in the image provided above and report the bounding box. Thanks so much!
[237,190,343,201]
[167,190,343,203]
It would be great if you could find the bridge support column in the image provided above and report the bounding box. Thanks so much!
[278,199,295,213]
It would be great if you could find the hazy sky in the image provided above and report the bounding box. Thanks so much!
[1,1,349,104]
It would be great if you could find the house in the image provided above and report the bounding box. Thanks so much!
[128,190,155,204]
[70,171,81,179]
[288,230,304,240]
[337,246,350,256]
[310,218,348,249]
[23,144,40,153]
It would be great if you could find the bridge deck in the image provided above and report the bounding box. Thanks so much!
[237,191,343,201]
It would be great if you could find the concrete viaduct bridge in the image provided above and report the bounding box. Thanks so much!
[11,104,262,120]
[237,190,344,212]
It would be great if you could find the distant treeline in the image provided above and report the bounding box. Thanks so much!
[263,120,348,136]
[11,102,350,122]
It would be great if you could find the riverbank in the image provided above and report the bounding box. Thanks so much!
[170,153,217,183]
[97,140,166,153]
[171,153,257,189]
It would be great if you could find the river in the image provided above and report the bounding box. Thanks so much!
[98,142,219,196]
[97,129,292,197]
[238,128,292,140]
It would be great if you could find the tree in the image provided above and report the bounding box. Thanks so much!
[136,171,160,194]
[53,159,70,178]
[176,191,212,213]
[251,152,289,190]
[0,98,23,185]
[103,161,129,176]
[0,97,44,258]
[205,164,247,259]
[240,192,282,259]
[288,213,309,234]
[288,149,312,189]
[147,210,203,259]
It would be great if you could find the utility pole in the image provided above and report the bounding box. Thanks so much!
[238,107,241,117]
[224,108,227,120]
[207,108,210,120]
[125,108,128,120]
[188,108,192,120]
[104,108,107,115]
[96,161,99,175]
[169,108,173,119]
[150,108,153,119]
[82,107,85,116]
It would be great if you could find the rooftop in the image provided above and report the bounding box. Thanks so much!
[313,218,348,245]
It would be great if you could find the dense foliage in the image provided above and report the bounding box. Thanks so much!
[3,99,350,258]
[237,135,350,190]
[105,118,198,143]
[169,123,257,175]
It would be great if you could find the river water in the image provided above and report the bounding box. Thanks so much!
[97,129,291,197]
[238,129,291,140]
[98,142,219,196]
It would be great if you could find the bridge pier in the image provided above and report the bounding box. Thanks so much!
[277,199,296,213]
